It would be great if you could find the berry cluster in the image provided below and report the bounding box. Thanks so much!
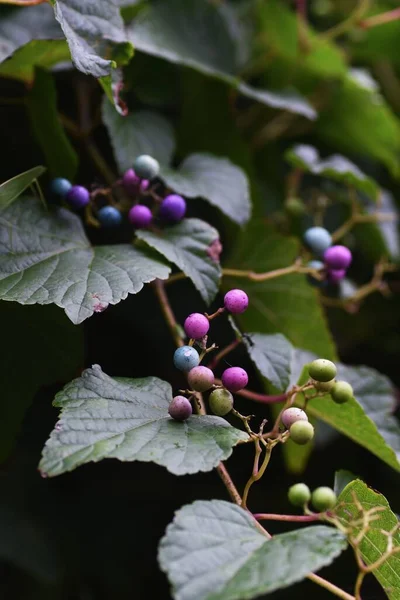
[49,154,187,230]
[304,226,352,286]
[168,289,249,421]
[288,482,337,512]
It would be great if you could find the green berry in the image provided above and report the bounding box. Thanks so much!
[331,381,353,404]
[288,483,311,507]
[209,388,234,416]
[289,420,314,445]
[311,487,337,512]
[313,379,335,392]
[308,359,337,383]
[285,197,306,217]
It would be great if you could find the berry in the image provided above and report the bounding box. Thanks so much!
[285,197,306,217]
[140,179,150,192]
[303,227,332,256]
[323,245,352,270]
[49,177,72,199]
[122,168,140,194]
[288,483,311,507]
[327,269,346,284]
[97,205,122,227]
[66,185,90,209]
[209,388,234,416]
[168,396,192,421]
[184,313,210,339]
[314,379,335,392]
[224,289,249,314]
[308,359,337,383]
[289,420,314,445]
[311,487,337,512]
[188,366,214,392]
[306,260,325,287]
[128,204,153,228]
[281,407,308,429]
[173,346,200,372]
[221,367,248,392]
[133,155,160,180]
[159,194,186,223]
[331,380,353,404]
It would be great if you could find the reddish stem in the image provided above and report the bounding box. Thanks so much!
[208,339,240,370]
[297,0,307,19]
[0,0,47,4]
[360,7,400,29]
[254,513,321,522]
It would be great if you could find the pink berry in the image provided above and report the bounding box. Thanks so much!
[123,169,140,194]
[327,269,346,284]
[224,289,249,314]
[128,204,153,228]
[184,313,210,339]
[188,366,214,392]
[323,245,352,270]
[221,367,248,392]
[281,407,308,429]
[168,396,192,421]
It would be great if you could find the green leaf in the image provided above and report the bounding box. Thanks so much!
[0,39,70,82]
[158,499,347,600]
[137,218,221,305]
[28,68,78,180]
[237,83,317,121]
[334,470,357,497]
[0,303,83,463]
[39,365,247,477]
[285,144,379,200]
[0,197,170,324]
[337,480,400,599]
[0,166,46,209]
[243,333,293,392]
[102,101,176,171]
[161,154,251,225]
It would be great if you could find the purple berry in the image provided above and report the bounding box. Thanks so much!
[140,179,149,192]
[188,366,214,392]
[168,396,192,421]
[327,269,346,284]
[184,313,210,339]
[221,367,248,392]
[281,408,308,429]
[129,204,153,228]
[224,289,249,314]
[66,185,90,208]
[123,169,140,194]
[323,245,352,270]
[159,194,186,223]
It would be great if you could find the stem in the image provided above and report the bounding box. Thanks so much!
[208,340,240,370]
[321,0,371,40]
[213,379,287,404]
[242,442,274,508]
[223,262,319,282]
[85,140,117,186]
[307,574,356,600]
[153,280,184,348]
[216,463,242,505]
[254,513,321,522]
[0,0,47,4]
[360,7,400,29]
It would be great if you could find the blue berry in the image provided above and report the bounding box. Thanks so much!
[66,185,90,209]
[307,260,325,287]
[304,227,332,256]
[97,206,123,227]
[133,155,160,180]
[159,194,186,223]
[49,177,72,200]
[173,346,200,372]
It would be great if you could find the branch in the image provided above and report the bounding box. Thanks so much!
[360,7,400,29]
[321,0,371,40]
[213,379,287,404]
[254,513,321,522]
[0,0,47,4]
[152,280,184,348]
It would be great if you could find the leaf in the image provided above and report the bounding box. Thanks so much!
[0,303,83,463]
[0,166,46,209]
[39,365,247,477]
[160,154,251,225]
[334,470,357,497]
[158,499,347,600]
[0,197,170,324]
[28,68,78,181]
[243,333,293,392]
[337,480,400,599]
[137,218,221,305]
[285,144,379,201]
[237,82,317,121]
[102,101,176,171]
[0,40,70,82]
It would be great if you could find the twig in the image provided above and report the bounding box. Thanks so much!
[254,513,321,522]
[307,574,356,600]
[216,463,242,505]
[213,379,287,404]
[0,0,47,4]
[360,7,400,29]
[321,0,371,40]
[208,340,240,370]
[152,280,184,348]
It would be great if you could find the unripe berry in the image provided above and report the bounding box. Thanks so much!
[209,388,234,416]
[159,194,186,223]
[173,346,200,372]
[289,420,314,445]
[281,407,308,429]
[323,245,352,270]
[308,359,337,383]
[306,260,325,287]
[285,197,306,217]
[303,227,332,256]
[313,379,335,392]
[187,366,214,392]
[184,313,210,339]
[331,380,353,404]
[311,487,337,512]
[66,185,90,208]
[221,367,248,392]
[133,155,160,180]
[288,483,311,507]
[224,289,249,314]
[168,396,192,421]
[97,205,123,227]
[49,177,72,200]
[128,204,153,228]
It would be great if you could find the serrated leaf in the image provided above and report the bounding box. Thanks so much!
[39,366,247,477]
[337,480,400,599]
[0,166,46,209]
[285,144,379,201]
[161,154,251,225]
[137,218,221,305]
[0,39,70,82]
[243,333,293,392]
[237,82,316,121]
[0,198,170,324]
[158,499,347,600]
[102,101,176,170]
